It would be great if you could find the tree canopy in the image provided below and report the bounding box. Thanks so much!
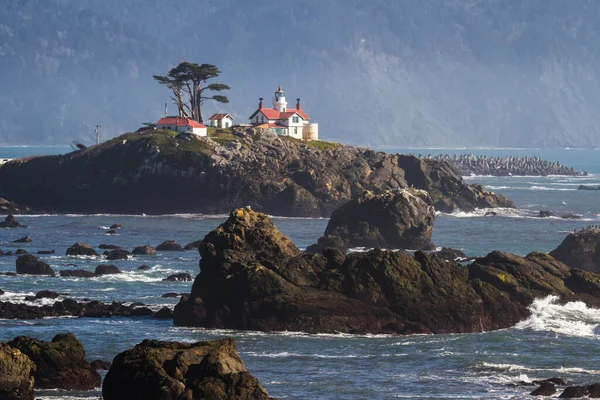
[153,62,230,123]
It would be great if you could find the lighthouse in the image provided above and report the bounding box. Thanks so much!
[273,86,287,112]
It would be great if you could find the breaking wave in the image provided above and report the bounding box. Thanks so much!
[515,295,600,338]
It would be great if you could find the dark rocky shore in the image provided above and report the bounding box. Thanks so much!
[0,332,273,400]
[419,153,583,176]
[0,130,512,216]
[173,208,600,335]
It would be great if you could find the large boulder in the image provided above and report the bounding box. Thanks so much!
[550,226,600,272]
[8,333,101,390]
[0,214,25,228]
[0,342,35,400]
[66,242,99,257]
[15,255,55,276]
[102,338,273,400]
[321,189,435,249]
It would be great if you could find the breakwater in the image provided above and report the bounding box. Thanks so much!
[414,153,584,176]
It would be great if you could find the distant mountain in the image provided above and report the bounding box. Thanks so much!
[1,0,600,147]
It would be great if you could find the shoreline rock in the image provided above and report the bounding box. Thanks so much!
[0,342,35,400]
[8,333,100,390]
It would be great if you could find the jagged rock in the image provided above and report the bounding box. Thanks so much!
[0,131,514,217]
[90,359,111,370]
[163,273,192,282]
[8,333,101,390]
[60,270,96,278]
[130,307,153,317]
[183,240,202,250]
[560,213,581,220]
[95,265,121,275]
[156,240,183,251]
[0,342,35,400]
[102,338,273,400]
[0,214,25,228]
[15,255,55,276]
[12,236,31,243]
[321,189,435,249]
[66,243,99,257]
[537,210,553,218]
[132,245,156,255]
[550,226,600,272]
[531,382,556,396]
[104,249,130,260]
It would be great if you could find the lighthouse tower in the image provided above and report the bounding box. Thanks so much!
[273,86,287,112]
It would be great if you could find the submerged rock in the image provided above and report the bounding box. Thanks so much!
[550,226,600,272]
[12,236,31,243]
[531,382,556,396]
[8,333,100,390]
[102,338,273,400]
[60,270,96,278]
[66,243,99,257]
[95,265,121,275]
[320,189,435,250]
[0,342,35,400]
[163,273,192,282]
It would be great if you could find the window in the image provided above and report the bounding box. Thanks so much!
[294,127,298,135]
[293,116,299,123]
[261,116,264,123]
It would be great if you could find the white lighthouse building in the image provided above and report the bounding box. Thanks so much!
[249,86,319,140]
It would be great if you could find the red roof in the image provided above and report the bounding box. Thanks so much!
[156,117,206,128]
[208,113,233,121]
[253,108,310,121]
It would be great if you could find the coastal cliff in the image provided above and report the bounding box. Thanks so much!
[0,130,513,216]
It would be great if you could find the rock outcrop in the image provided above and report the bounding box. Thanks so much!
[549,227,600,272]
[102,338,273,400]
[320,189,435,249]
[0,131,513,217]
[0,342,35,400]
[174,208,600,334]
[104,249,130,260]
[8,333,100,390]
[0,214,25,228]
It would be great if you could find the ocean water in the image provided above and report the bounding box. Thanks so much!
[0,146,600,399]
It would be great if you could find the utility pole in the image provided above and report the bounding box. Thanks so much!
[94,125,101,145]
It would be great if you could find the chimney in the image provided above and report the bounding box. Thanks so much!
[259,97,263,110]
[296,98,301,110]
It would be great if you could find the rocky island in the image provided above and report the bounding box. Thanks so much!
[0,129,512,217]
